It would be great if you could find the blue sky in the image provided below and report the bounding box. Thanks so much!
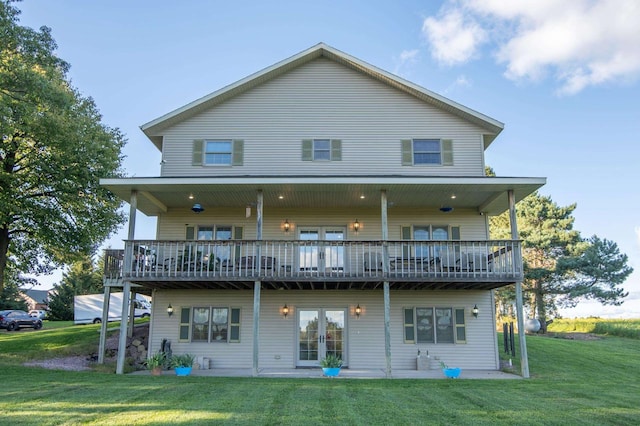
[17,0,640,318]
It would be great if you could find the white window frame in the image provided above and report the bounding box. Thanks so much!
[404,307,466,344]
[204,140,232,166]
[313,139,331,161]
[182,306,241,343]
[413,139,442,165]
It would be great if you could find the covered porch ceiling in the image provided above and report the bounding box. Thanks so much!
[100,175,546,217]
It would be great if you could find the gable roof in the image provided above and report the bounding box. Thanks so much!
[22,289,50,304]
[140,43,504,150]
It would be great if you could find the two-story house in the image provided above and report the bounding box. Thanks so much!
[100,43,544,377]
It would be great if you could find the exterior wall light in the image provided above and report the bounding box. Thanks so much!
[282,304,289,318]
[167,304,174,317]
[472,304,479,318]
[283,219,290,233]
[355,304,362,318]
[353,219,360,234]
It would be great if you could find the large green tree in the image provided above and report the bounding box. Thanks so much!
[0,1,126,291]
[47,255,103,320]
[490,191,632,331]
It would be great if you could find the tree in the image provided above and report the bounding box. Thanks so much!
[47,255,103,320]
[490,191,633,332]
[0,266,27,310]
[0,1,126,292]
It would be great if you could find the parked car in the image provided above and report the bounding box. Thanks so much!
[29,310,47,320]
[0,310,43,331]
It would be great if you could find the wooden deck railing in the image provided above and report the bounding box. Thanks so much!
[104,240,522,282]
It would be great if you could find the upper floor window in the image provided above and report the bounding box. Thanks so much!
[192,139,244,166]
[402,139,453,166]
[302,139,342,161]
[205,141,232,165]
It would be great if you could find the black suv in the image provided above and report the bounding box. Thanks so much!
[0,310,43,331]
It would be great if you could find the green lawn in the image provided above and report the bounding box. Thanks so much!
[1,323,639,425]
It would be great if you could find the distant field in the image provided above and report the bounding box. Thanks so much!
[548,318,640,339]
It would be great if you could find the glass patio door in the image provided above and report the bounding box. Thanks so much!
[297,308,346,367]
[298,227,345,272]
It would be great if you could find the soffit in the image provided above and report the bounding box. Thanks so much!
[101,176,545,217]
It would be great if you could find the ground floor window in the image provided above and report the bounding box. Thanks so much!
[403,307,466,344]
[178,306,241,343]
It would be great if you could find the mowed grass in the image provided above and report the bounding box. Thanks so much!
[1,323,639,425]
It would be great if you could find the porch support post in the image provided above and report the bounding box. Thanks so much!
[252,281,261,377]
[383,281,392,378]
[252,190,263,377]
[128,291,136,338]
[97,284,112,364]
[123,190,137,280]
[381,190,392,378]
[509,189,530,378]
[116,280,131,375]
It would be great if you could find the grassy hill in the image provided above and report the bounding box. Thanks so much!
[1,321,639,425]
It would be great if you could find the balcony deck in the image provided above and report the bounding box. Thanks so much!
[105,240,522,291]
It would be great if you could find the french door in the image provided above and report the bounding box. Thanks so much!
[298,227,345,272]
[297,308,346,367]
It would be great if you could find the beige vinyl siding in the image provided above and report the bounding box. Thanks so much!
[156,207,489,241]
[158,58,486,178]
[149,289,497,370]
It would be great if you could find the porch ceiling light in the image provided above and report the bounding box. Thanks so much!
[472,304,479,318]
[167,304,174,317]
[191,203,204,213]
[282,304,289,318]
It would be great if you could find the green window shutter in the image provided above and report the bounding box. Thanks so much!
[185,226,195,240]
[403,308,415,343]
[302,139,313,161]
[179,307,191,342]
[401,226,411,258]
[401,140,413,165]
[229,307,241,343]
[451,226,461,240]
[442,139,453,166]
[330,139,342,161]
[232,139,244,166]
[455,308,466,343]
[234,226,243,260]
[192,140,204,166]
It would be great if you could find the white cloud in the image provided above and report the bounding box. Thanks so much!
[393,49,419,76]
[422,8,487,66]
[443,74,472,94]
[422,0,640,94]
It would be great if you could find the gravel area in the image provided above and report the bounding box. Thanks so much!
[24,356,92,371]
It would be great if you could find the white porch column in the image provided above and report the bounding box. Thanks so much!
[116,190,138,375]
[97,285,112,364]
[116,280,131,375]
[252,281,261,377]
[252,189,263,377]
[509,189,530,378]
[381,190,392,378]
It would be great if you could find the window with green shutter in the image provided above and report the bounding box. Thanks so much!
[192,139,243,166]
[402,139,453,166]
[302,139,342,161]
[229,308,241,343]
[403,307,415,343]
[179,307,191,342]
[404,306,466,344]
